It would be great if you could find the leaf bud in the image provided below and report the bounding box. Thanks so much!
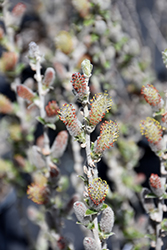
[81,59,93,77]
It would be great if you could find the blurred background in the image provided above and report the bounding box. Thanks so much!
[0,0,167,249]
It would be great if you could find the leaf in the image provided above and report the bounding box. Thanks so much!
[99,231,114,240]
[78,175,87,182]
[52,157,59,164]
[145,193,157,198]
[145,234,156,241]
[85,209,98,216]
[85,198,90,207]
[153,108,165,116]
[91,34,99,42]
[36,116,46,125]
[76,221,82,225]
[84,18,94,27]
[87,222,94,230]
[46,123,56,130]
[162,193,167,199]
[101,203,108,210]
[15,63,25,75]
[103,232,115,238]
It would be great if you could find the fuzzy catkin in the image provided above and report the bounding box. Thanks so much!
[100,206,114,233]
[73,201,89,225]
[83,237,97,250]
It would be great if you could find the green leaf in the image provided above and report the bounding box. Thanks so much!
[154,108,165,116]
[101,203,108,210]
[56,176,69,192]
[15,63,25,75]
[26,134,34,142]
[103,232,115,238]
[83,18,94,27]
[85,209,98,215]
[104,61,110,69]
[91,34,99,42]
[52,157,59,164]
[76,221,82,225]
[87,222,94,230]
[85,198,90,207]
[145,193,157,198]
[114,36,128,52]
[78,175,87,182]
[161,218,167,231]
[46,123,56,130]
[162,193,167,199]
[36,116,46,125]
[99,231,114,240]
[145,234,156,241]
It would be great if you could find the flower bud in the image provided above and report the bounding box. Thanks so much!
[89,92,112,127]
[28,42,40,59]
[0,94,13,114]
[73,201,89,225]
[83,237,97,250]
[27,174,50,205]
[1,52,18,72]
[51,130,68,158]
[141,84,164,111]
[0,27,4,40]
[57,236,68,250]
[42,67,55,87]
[27,184,50,205]
[88,178,108,210]
[45,100,59,117]
[58,104,85,143]
[149,174,165,197]
[9,124,21,141]
[72,0,90,17]
[49,163,60,185]
[17,85,35,103]
[71,72,89,103]
[140,117,163,152]
[55,31,73,54]
[12,2,26,16]
[161,112,167,129]
[100,206,114,234]
[92,120,119,160]
[81,59,93,77]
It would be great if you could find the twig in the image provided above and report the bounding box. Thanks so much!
[92,216,101,250]
[35,57,50,171]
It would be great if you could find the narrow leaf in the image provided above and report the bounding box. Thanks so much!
[46,123,56,130]
[85,209,98,216]
[36,116,46,125]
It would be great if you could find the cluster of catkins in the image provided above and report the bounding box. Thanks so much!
[58,59,119,161]
[58,59,117,249]
[140,83,166,200]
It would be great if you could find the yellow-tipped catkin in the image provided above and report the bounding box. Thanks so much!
[89,92,112,126]
[140,117,163,152]
[88,178,108,208]
[58,104,85,143]
[141,84,164,111]
[0,94,13,114]
[149,174,164,197]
